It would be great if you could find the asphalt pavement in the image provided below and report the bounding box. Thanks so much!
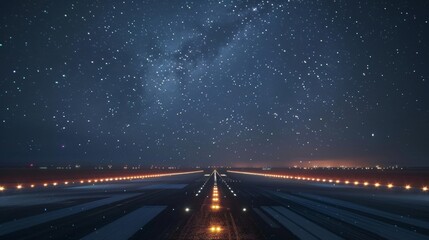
[0,170,428,239]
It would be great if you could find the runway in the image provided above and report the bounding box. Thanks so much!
[0,170,428,239]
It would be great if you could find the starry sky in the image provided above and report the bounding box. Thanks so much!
[1,0,428,167]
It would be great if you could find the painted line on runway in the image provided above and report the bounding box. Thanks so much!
[81,205,166,240]
[269,191,427,240]
[253,208,280,228]
[271,206,342,240]
[298,193,429,230]
[261,206,319,240]
[0,194,139,236]
[139,184,188,190]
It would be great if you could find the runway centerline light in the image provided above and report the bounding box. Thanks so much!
[209,225,222,233]
[211,205,220,210]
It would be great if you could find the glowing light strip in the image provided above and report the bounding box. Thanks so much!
[227,170,428,192]
[216,170,237,196]
[0,170,203,192]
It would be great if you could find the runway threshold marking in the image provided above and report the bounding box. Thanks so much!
[139,183,188,190]
[81,205,166,240]
[298,193,429,230]
[269,191,428,240]
[253,208,280,228]
[261,206,319,240]
[0,193,139,236]
[272,206,342,240]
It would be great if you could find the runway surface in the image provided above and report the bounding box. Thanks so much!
[0,170,428,239]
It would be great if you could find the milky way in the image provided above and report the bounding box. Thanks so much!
[1,0,428,167]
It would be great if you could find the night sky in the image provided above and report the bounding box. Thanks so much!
[1,0,428,167]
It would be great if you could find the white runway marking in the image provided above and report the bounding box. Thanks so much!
[299,193,429,229]
[0,193,139,236]
[269,191,428,240]
[81,205,166,240]
[139,184,187,190]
